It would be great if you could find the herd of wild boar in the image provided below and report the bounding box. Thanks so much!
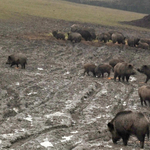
[5,24,150,148]
[52,24,150,49]
[83,59,150,148]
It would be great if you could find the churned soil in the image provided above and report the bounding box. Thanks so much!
[0,16,150,150]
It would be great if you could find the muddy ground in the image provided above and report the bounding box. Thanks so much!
[1,16,150,150]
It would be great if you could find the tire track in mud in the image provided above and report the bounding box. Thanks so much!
[8,125,69,149]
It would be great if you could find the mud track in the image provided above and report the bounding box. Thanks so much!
[0,16,150,149]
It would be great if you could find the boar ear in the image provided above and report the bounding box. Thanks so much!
[107,122,114,130]
[128,64,133,69]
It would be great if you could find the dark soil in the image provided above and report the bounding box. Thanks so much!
[122,14,150,29]
[1,16,150,150]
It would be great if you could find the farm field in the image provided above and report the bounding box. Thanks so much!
[0,0,150,149]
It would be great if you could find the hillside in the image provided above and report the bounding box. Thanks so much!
[0,0,147,30]
[65,0,150,14]
[123,14,150,29]
[0,0,150,149]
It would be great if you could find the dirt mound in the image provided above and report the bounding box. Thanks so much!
[122,14,150,29]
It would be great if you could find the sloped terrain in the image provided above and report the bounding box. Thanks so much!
[123,14,150,29]
[0,16,150,150]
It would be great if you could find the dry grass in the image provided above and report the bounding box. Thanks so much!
[0,0,147,30]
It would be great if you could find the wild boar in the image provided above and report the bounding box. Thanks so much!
[71,24,96,40]
[52,30,65,40]
[112,32,125,44]
[137,65,150,83]
[87,27,96,40]
[71,24,82,32]
[114,62,136,82]
[97,33,111,43]
[140,38,150,46]
[138,41,149,49]
[83,63,96,76]
[127,37,140,47]
[138,85,150,106]
[78,30,92,41]
[107,111,149,148]
[6,53,27,69]
[95,64,112,77]
[109,58,124,71]
[67,32,82,43]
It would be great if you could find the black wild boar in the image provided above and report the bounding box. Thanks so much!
[112,32,125,44]
[107,111,149,148]
[52,30,65,40]
[78,30,92,41]
[6,53,27,69]
[137,65,150,83]
[95,64,112,77]
[71,24,96,40]
[87,27,96,40]
[127,37,140,47]
[109,58,124,71]
[114,62,136,82]
[138,85,150,106]
[83,63,96,76]
[67,32,82,43]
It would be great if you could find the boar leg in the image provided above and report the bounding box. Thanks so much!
[144,100,147,106]
[122,76,125,82]
[118,76,121,81]
[21,63,25,69]
[126,76,129,82]
[122,134,130,146]
[10,62,18,68]
[139,96,145,106]
[145,76,149,83]
[140,141,144,149]
[114,73,117,81]
[137,135,145,148]
[93,71,96,77]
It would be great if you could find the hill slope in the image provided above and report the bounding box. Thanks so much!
[65,0,150,14]
[0,0,146,30]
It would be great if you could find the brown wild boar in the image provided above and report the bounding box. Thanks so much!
[83,63,96,76]
[137,65,150,83]
[127,37,140,47]
[138,41,149,49]
[109,58,124,71]
[67,32,82,43]
[138,85,150,106]
[97,33,111,43]
[107,110,149,148]
[95,64,112,77]
[140,38,150,45]
[112,32,125,44]
[114,62,136,82]
[6,53,27,69]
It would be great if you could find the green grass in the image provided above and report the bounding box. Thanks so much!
[0,0,147,30]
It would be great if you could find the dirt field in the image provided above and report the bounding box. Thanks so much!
[0,16,150,150]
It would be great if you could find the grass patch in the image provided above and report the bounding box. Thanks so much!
[0,0,147,30]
